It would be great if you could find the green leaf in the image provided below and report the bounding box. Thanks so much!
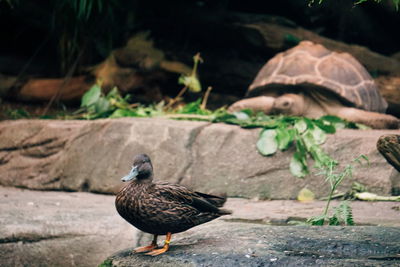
[310,126,326,145]
[309,145,335,169]
[284,34,301,45]
[328,215,340,226]
[307,215,326,225]
[314,119,336,134]
[294,118,308,133]
[94,97,111,113]
[330,201,354,226]
[177,99,211,115]
[105,87,120,99]
[355,123,370,130]
[302,130,316,150]
[81,84,101,107]
[257,129,278,156]
[290,152,308,178]
[109,109,138,118]
[178,75,202,93]
[320,115,347,129]
[276,128,295,150]
[233,111,250,120]
[295,137,307,156]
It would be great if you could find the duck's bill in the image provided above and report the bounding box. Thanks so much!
[121,166,139,182]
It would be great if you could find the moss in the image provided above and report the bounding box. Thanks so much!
[98,259,112,267]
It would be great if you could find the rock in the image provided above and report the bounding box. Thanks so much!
[0,118,398,198]
[14,76,93,102]
[91,54,164,103]
[2,187,400,266]
[0,187,138,267]
[377,134,400,196]
[238,17,400,76]
[376,75,400,117]
[107,221,400,267]
[392,51,400,62]
[0,74,17,97]
[91,32,192,103]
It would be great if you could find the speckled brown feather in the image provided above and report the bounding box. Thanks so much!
[115,162,231,236]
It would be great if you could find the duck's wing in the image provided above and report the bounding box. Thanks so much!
[153,182,227,214]
[194,191,227,207]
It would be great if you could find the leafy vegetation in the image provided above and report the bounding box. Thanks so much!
[310,0,399,9]
[3,0,129,74]
[73,81,365,178]
[98,259,112,267]
[306,156,369,226]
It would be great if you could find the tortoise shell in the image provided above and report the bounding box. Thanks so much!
[247,41,388,113]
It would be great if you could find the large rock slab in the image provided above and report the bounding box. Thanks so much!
[2,187,400,267]
[0,118,398,199]
[0,187,138,267]
[108,222,400,267]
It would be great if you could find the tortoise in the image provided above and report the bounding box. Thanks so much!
[228,41,400,129]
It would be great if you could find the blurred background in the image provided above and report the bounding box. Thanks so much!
[0,0,399,117]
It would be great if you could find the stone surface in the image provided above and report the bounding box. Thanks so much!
[239,18,400,77]
[16,76,93,102]
[2,187,400,267]
[0,187,138,267]
[376,75,400,117]
[109,223,400,267]
[0,118,398,199]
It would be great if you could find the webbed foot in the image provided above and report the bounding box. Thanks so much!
[134,235,158,253]
[145,232,171,256]
[134,244,158,253]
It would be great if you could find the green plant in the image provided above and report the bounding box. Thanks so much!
[166,53,204,109]
[5,0,128,74]
[310,0,399,9]
[307,155,368,226]
[3,108,30,119]
[98,259,112,267]
[75,81,365,178]
[214,111,365,177]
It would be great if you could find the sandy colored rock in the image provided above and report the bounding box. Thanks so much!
[0,187,138,267]
[16,76,93,102]
[0,118,398,199]
[108,222,400,267]
[2,186,400,266]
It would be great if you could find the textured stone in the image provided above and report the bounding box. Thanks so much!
[0,118,398,199]
[2,187,400,267]
[0,187,138,267]
[108,222,400,267]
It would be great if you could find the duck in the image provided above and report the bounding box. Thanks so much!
[115,153,231,256]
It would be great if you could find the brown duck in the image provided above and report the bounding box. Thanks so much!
[115,154,231,256]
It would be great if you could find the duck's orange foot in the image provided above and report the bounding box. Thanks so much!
[145,246,169,256]
[133,244,158,253]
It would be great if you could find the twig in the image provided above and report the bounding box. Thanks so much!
[200,86,213,110]
[163,114,212,120]
[165,86,188,110]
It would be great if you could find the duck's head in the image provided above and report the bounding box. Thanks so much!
[121,154,153,182]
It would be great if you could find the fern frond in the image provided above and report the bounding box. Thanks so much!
[331,201,354,226]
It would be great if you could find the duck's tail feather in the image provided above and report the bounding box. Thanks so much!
[218,208,232,215]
